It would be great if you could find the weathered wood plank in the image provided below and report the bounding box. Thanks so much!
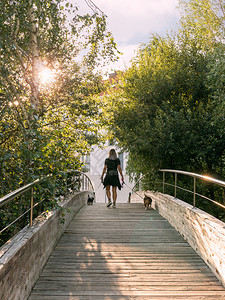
[29,297,225,300]
[29,289,225,296]
[32,283,225,292]
[28,203,225,299]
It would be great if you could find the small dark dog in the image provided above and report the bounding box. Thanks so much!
[87,195,94,205]
[144,194,152,210]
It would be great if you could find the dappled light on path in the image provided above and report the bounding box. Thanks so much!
[28,203,225,299]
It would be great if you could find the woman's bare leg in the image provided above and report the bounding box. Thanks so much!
[106,185,112,207]
[106,185,111,200]
[112,186,117,203]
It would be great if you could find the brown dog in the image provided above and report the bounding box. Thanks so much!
[144,194,152,210]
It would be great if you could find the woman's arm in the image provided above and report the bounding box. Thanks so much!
[118,165,124,182]
[101,165,107,182]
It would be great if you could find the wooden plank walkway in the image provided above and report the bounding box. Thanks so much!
[28,203,225,300]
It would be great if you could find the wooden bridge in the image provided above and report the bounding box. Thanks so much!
[28,203,225,300]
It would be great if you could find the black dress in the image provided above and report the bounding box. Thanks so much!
[103,158,122,190]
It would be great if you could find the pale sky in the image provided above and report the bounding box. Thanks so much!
[77,0,181,74]
[94,0,181,74]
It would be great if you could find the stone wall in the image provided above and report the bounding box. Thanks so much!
[144,191,225,287]
[0,191,92,300]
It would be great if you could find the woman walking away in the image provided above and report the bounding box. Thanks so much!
[101,149,124,208]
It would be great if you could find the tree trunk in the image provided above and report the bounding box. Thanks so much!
[28,0,39,110]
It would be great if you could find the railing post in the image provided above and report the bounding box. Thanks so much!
[193,177,196,208]
[128,192,131,203]
[82,173,84,191]
[88,178,90,191]
[78,173,81,191]
[174,173,177,198]
[30,187,34,227]
[53,187,55,199]
[65,173,68,197]
[72,174,75,193]
[163,171,165,193]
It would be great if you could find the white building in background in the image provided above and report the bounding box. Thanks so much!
[82,144,134,203]
[81,72,134,203]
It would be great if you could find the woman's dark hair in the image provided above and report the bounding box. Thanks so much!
[108,148,117,160]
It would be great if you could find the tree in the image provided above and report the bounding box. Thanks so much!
[0,0,118,191]
[179,0,225,49]
[0,0,119,244]
[102,0,225,220]
[106,32,225,180]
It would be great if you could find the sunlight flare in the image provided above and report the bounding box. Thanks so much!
[39,67,56,84]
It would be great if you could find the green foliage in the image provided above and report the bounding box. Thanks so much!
[179,0,225,48]
[105,1,225,219]
[109,35,220,173]
[0,0,118,244]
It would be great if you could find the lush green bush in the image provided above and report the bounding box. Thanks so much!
[104,0,225,220]
[0,0,118,245]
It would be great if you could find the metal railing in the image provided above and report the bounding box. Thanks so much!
[128,170,225,211]
[0,170,94,235]
[126,174,147,202]
[160,169,225,209]
[131,174,146,194]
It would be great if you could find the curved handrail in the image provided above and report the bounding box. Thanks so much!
[160,169,225,188]
[61,170,95,193]
[0,171,94,209]
[0,177,47,208]
[0,170,94,234]
[131,174,146,193]
[159,169,225,209]
[128,169,225,212]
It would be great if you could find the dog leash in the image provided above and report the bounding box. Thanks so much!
[122,181,145,200]
[96,178,144,201]
[96,179,103,190]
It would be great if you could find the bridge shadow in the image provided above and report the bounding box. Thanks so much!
[65,237,130,299]
[29,207,130,299]
[29,203,225,299]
